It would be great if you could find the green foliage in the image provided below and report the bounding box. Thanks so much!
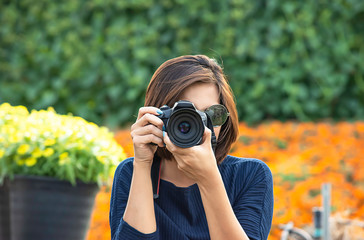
[0,0,363,127]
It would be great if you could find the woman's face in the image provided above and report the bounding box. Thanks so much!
[179,82,222,139]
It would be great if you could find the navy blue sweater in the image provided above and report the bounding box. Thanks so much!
[109,155,274,240]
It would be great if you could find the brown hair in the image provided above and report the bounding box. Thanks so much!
[145,55,239,164]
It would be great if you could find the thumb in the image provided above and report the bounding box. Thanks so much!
[202,127,212,146]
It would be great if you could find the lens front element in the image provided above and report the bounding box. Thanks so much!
[167,108,204,148]
[178,121,191,134]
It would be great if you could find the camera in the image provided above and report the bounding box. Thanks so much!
[157,100,217,149]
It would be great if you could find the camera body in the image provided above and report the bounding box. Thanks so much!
[158,100,217,150]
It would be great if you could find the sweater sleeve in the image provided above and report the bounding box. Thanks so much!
[232,159,274,240]
[109,158,159,240]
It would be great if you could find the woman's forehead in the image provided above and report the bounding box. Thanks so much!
[178,83,219,111]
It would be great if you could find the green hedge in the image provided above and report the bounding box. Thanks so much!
[1,0,364,127]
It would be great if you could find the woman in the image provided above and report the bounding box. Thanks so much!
[110,55,274,240]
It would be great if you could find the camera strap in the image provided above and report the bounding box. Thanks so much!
[206,114,217,152]
[151,154,162,199]
[151,115,217,200]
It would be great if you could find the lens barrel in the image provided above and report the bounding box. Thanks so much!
[167,108,204,148]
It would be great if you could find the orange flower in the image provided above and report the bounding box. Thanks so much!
[87,121,364,240]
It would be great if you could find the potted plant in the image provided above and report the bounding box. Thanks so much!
[0,103,126,240]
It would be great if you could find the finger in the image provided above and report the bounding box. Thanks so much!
[163,131,177,153]
[137,107,161,120]
[164,131,188,154]
[132,113,164,131]
[131,124,164,140]
[131,125,164,148]
[133,134,164,148]
[202,127,212,146]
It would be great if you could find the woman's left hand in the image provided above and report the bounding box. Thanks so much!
[163,127,219,185]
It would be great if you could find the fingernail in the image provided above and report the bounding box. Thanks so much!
[162,125,165,131]
[157,109,163,115]
[163,131,165,137]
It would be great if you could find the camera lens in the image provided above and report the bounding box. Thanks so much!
[178,121,191,134]
[167,108,204,148]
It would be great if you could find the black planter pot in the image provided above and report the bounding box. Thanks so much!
[0,175,100,240]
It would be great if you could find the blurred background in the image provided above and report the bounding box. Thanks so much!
[1,0,364,239]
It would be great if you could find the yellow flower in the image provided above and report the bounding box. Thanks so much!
[59,152,70,165]
[17,144,30,155]
[44,138,56,146]
[60,152,69,159]
[32,147,42,158]
[109,165,117,177]
[14,105,29,115]
[15,156,25,166]
[9,134,21,144]
[0,149,5,158]
[96,155,107,164]
[43,148,54,157]
[25,157,37,167]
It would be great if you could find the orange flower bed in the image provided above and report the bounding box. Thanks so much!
[87,121,364,240]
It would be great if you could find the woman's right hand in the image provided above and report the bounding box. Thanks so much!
[130,107,164,167]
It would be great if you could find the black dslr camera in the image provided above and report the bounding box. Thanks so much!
[157,100,217,150]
